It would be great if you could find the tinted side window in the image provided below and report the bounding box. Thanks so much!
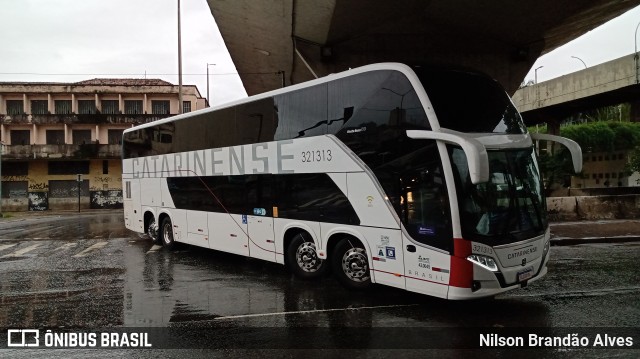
[274,84,328,140]
[167,173,359,225]
[236,98,277,145]
[274,173,359,225]
[331,70,430,169]
[167,177,224,213]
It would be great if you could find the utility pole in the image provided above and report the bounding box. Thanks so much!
[177,0,183,114]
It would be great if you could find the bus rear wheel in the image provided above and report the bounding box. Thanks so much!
[147,217,160,244]
[332,239,371,289]
[161,217,176,250]
[287,233,326,279]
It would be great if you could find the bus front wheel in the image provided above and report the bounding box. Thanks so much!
[332,239,371,289]
[161,217,176,250]
[287,233,327,279]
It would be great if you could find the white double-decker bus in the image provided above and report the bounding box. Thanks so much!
[122,63,581,299]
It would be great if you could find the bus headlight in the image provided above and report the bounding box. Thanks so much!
[542,239,550,258]
[467,254,498,272]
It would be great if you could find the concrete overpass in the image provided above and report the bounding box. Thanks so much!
[206,0,640,96]
[512,54,640,131]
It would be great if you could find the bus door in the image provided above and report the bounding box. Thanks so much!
[247,215,276,262]
[399,158,452,298]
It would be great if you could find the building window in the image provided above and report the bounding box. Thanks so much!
[182,101,191,113]
[103,160,109,174]
[6,100,24,115]
[612,173,617,178]
[619,172,625,178]
[604,155,609,161]
[108,129,123,145]
[31,100,48,115]
[55,100,72,114]
[124,100,143,114]
[72,130,92,144]
[102,100,119,114]
[591,156,596,162]
[46,130,65,145]
[598,173,603,179]
[151,100,170,115]
[592,174,597,179]
[619,153,625,160]
[10,130,30,145]
[3,162,28,176]
[598,156,603,161]
[78,100,97,114]
[605,173,610,179]
[48,161,90,175]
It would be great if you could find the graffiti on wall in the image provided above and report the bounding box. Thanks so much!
[90,190,123,209]
[28,182,49,191]
[2,175,30,182]
[28,192,48,211]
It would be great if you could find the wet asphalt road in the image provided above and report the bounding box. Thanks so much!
[0,211,638,357]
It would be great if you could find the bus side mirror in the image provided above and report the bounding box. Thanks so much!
[530,133,583,173]
[406,130,489,184]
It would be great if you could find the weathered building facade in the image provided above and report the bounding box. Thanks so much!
[0,79,206,211]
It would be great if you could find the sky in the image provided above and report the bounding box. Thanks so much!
[1,0,639,104]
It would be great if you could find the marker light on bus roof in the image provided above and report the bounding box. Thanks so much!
[467,254,499,272]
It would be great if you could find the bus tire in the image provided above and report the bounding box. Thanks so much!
[147,217,161,244]
[287,233,327,279]
[160,217,176,250]
[332,238,371,289]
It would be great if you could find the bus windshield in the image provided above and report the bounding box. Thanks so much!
[450,147,547,245]
[415,68,527,134]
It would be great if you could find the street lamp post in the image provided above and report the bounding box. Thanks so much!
[571,56,587,69]
[534,66,544,107]
[206,63,216,106]
[177,0,183,114]
[534,65,544,84]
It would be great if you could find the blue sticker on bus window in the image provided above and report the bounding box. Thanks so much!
[385,247,396,260]
[242,215,247,224]
[419,226,435,235]
[253,208,266,216]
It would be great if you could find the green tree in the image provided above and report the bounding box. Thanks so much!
[539,121,640,187]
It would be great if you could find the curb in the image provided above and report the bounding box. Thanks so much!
[550,236,640,246]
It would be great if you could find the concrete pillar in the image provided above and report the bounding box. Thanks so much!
[64,123,69,144]
[95,125,99,143]
[144,94,148,114]
[547,119,561,135]
[630,100,640,122]
[71,94,77,114]
[47,94,53,113]
[23,94,28,113]
[118,94,123,114]
[95,94,100,113]
[0,94,4,114]
[1,124,5,144]
[32,124,37,144]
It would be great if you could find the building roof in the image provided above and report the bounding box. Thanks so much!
[73,78,174,86]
